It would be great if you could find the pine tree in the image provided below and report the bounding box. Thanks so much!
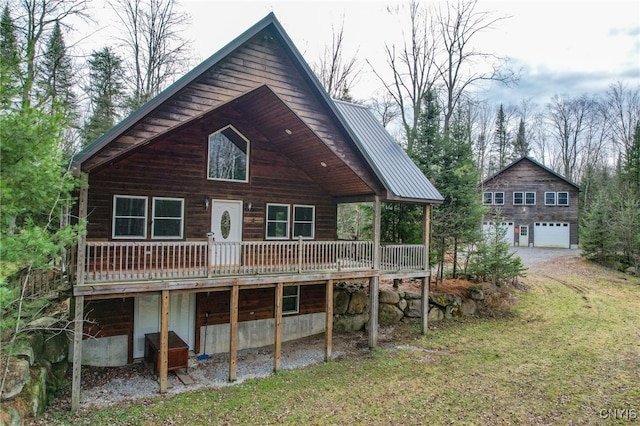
[0,5,20,110]
[513,118,529,158]
[491,104,510,172]
[623,121,640,195]
[38,21,76,113]
[82,46,126,146]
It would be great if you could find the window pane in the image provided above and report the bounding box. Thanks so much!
[294,207,313,221]
[283,297,297,312]
[268,206,288,221]
[267,222,287,238]
[494,193,504,205]
[293,223,312,238]
[483,192,492,204]
[153,219,181,237]
[283,286,298,296]
[208,127,248,181]
[115,197,145,216]
[154,199,182,217]
[114,217,145,237]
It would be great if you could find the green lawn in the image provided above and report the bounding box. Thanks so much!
[37,260,640,425]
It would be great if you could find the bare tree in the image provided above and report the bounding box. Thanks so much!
[369,0,438,154]
[313,18,360,102]
[546,94,594,180]
[109,0,192,110]
[470,99,495,178]
[606,81,640,162]
[435,0,516,135]
[369,89,400,128]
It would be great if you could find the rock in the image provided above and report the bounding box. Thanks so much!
[404,299,423,318]
[347,292,369,314]
[12,345,35,367]
[625,267,637,275]
[43,332,69,364]
[470,288,485,300]
[430,293,448,307]
[404,291,421,300]
[333,313,369,332]
[378,304,404,326]
[26,317,59,330]
[379,289,400,305]
[333,288,350,315]
[0,358,30,401]
[428,307,444,322]
[460,300,477,316]
[397,298,407,312]
[0,403,22,426]
[22,367,47,417]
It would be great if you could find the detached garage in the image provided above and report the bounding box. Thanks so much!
[534,222,570,248]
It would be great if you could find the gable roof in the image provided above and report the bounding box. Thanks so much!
[481,156,581,190]
[73,12,441,203]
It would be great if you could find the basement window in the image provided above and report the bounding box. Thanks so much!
[283,285,300,314]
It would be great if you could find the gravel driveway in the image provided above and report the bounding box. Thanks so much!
[511,246,581,268]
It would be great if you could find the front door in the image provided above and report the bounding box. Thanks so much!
[519,225,529,247]
[211,199,243,266]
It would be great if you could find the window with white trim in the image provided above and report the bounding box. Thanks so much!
[266,204,290,239]
[545,192,556,205]
[293,205,315,239]
[494,192,504,205]
[513,192,524,205]
[152,197,184,239]
[557,192,569,206]
[483,192,493,205]
[525,192,536,205]
[283,285,299,314]
[208,125,249,182]
[113,195,148,239]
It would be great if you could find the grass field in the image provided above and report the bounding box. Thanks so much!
[35,257,640,425]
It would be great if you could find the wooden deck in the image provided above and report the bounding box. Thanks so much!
[75,239,428,297]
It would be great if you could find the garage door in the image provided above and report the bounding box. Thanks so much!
[534,222,570,248]
[483,221,515,246]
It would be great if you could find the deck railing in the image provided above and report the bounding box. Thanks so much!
[84,239,382,282]
[380,244,426,272]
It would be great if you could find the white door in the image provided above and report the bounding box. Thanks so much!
[534,222,570,248]
[519,225,529,247]
[211,199,243,266]
[132,293,196,359]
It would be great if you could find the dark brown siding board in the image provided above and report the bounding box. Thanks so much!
[298,284,326,314]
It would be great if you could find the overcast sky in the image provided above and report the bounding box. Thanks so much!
[83,0,640,107]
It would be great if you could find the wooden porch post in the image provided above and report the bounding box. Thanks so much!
[159,290,169,393]
[325,279,333,361]
[229,285,239,382]
[274,283,283,372]
[369,196,381,348]
[71,184,88,412]
[421,204,432,335]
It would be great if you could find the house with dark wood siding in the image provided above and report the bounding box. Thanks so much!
[480,156,580,248]
[68,13,443,409]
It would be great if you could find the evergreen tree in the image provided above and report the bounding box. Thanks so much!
[0,5,20,109]
[623,121,640,195]
[491,104,510,172]
[580,172,620,266]
[467,219,526,285]
[38,21,76,112]
[513,118,529,158]
[82,46,126,146]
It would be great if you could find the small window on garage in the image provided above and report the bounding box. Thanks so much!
[525,192,536,205]
[545,192,556,205]
[494,192,504,205]
[513,192,524,205]
[557,192,569,206]
[483,192,493,205]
